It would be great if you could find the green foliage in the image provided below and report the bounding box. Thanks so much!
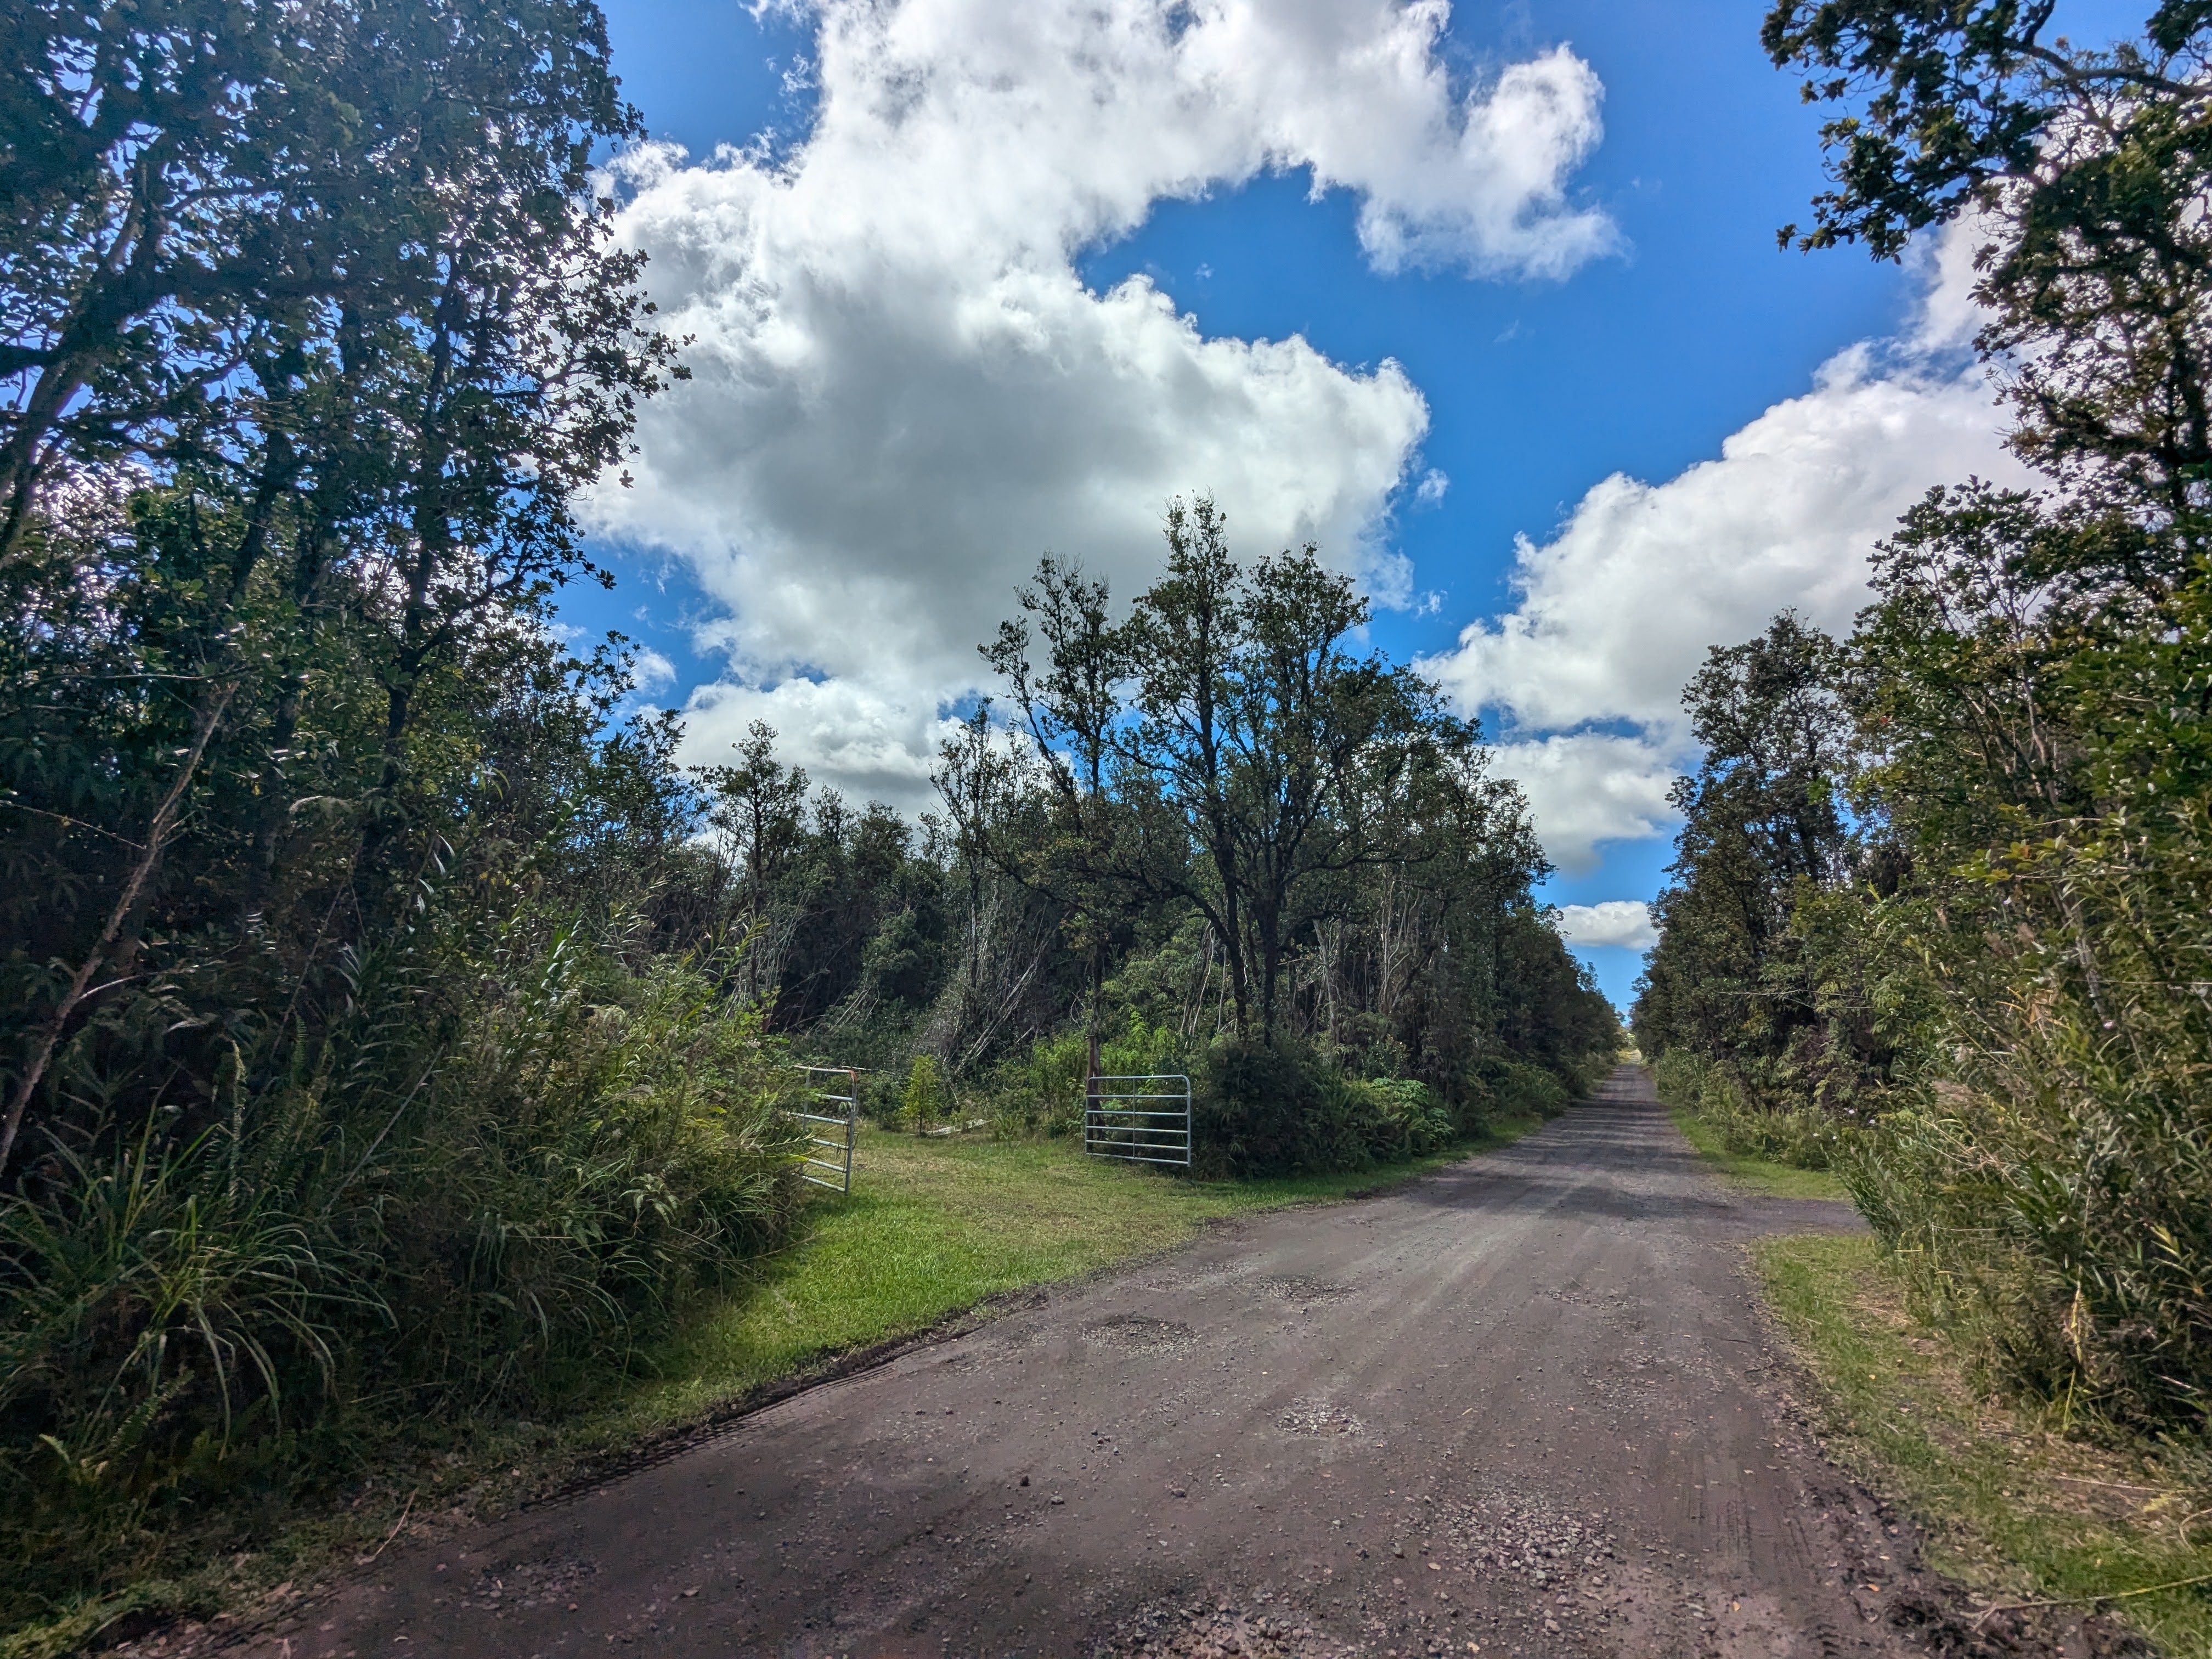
[0,923,800,1629]
[1763,0,2212,507]
[1644,0,2212,1435]
[1651,1049,1844,1171]
[1477,1058,1574,1127]
[985,501,1531,1042]
[1192,1039,1523,1180]
[0,0,803,1623]
[1193,1038,1357,1179]
[1632,613,1884,1129]
[1344,1077,1459,1160]
[898,1053,952,1133]
[978,1033,1088,1139]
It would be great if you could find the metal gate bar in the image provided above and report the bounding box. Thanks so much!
[792,1065,860,1192]
[1083,1073,1191,1167]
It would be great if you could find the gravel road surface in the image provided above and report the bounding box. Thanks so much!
[224,1068,2136,1658]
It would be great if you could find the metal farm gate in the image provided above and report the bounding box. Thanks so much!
[791,1065,860,1193]
[1082,1073,1192,1167]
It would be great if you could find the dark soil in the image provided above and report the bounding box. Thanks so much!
[148,1069,2147,1658]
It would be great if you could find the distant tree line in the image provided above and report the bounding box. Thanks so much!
[0,0,1615,1626]
[693,499,1617,1170]
[1639,0,2212,1429]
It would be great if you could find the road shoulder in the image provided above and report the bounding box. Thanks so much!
[1756,1233,2206,1656]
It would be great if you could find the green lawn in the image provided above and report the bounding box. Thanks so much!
[1667,1105,1850,1200]
[1756,1234,2212,1656]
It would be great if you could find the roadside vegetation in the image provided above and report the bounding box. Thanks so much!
[0,1,1614,1646]
[1662,1085,1847,1201]
[1636,0,2212,1627]
[1759,1236,2212,1656]
[2,1124,1556,1658]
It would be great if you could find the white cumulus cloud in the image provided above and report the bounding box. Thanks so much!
[1436,349,2022,746]
[1427,236,2028,873]
[1553,900,1657,951]
[630,647,678,694]
[584,0,1616,802]
[1490,733,1679,875]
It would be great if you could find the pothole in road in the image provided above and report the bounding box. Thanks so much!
[1086,1314,1198,1353]
[1278,1402,1364,1437]
[1255,1276,1354,1306]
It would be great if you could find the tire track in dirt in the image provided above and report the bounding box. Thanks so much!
[189,1068,2146,1658]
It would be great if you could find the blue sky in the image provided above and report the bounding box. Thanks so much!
[562,0,2120,1007]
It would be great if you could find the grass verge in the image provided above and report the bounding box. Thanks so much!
[5,1116,1543,1658]
[1755,1233,2212,1657]
[1668,1105,1849,1200]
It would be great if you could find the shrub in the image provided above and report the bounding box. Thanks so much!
[0,928,802,1623]
[982,1032,1087,1138]
[898,1054,951,1132]
[1194,1042,1464,1177]
[1194,1039,1363,1178]
[1345,1078,1457,1159]
[1099,1013,1188,1084]
[1651,1048,1841,1170]
[1841,957,2212,1427]
[857,1069,907,1127]
[1480,1057,1573,1122]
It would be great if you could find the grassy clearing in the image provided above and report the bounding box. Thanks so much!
[4,1118,1542,1657]
[1668,1105,1850,1199]
[1755,1234,2212,1657]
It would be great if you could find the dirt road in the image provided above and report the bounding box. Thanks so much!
[229,1069,2125,1658]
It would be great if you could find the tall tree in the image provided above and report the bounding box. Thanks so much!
[1634,614,1852,1071]
[1764,0,2212,521]
[983,552,1137,1085]
[696,721,811,1001]
[1,0,681,1176]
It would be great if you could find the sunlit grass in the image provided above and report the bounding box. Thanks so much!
[1757,1234,2212,1657]
[1668,1105,1850,1200]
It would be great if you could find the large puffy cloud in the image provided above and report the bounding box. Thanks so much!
[585,0,1615,803]
[1554,900,1657,951]
[1491,733,1679,871]
[1429,224,2029,875]
[1437,348,2023,748]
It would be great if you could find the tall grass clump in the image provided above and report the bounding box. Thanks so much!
[0,917,803,1631]
[1843,827,2212,1429]
[1652,1049,1847,1171]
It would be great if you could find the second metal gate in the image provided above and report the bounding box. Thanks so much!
[1082,1073,1192,1167]
[792,1065,860,1192]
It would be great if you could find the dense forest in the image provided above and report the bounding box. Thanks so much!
[1638,0,2212,1429]
[0,0,1613,1617]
